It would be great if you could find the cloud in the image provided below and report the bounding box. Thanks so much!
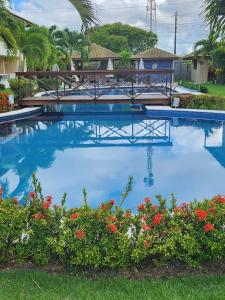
[13,0,208,54]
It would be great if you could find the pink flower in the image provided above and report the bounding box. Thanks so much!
[144,197,151,203]
[142,224,152,231]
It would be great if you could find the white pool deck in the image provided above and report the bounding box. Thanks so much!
[0,107,42,122]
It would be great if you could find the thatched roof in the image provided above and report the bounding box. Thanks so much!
[72,43,121,61]
[133,47,179,60]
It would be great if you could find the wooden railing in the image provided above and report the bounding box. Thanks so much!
[16,69,174,106]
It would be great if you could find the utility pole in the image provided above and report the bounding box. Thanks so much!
[174,11,178,54]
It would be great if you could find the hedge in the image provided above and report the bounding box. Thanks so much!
[176,94,225,111]
[179,81,209,94]
[0,175,225,269]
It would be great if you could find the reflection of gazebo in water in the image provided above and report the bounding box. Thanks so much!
[204,123,225,168]
[0,117,172,198]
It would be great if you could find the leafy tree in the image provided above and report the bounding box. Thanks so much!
[204,0,225,36]
[88,23,157,54]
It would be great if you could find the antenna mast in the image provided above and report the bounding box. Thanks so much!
[146,0,157,33]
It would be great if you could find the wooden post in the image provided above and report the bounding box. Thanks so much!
[18,75,22,107]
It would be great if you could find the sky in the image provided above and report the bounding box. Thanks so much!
[11,0,208,55]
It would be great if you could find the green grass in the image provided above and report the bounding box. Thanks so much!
[204,83,225,97]
[0,270,225,300]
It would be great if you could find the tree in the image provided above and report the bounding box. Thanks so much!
[204,0,225,36]
[88,23,157,54]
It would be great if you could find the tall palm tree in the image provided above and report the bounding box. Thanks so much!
[204,0,225,35]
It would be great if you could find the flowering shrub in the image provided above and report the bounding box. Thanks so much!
[0,93,12,113]
[0,176,225,269]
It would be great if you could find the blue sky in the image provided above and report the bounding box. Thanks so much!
[10,0,208,55]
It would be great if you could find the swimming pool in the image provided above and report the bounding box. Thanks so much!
[1,104,225,210]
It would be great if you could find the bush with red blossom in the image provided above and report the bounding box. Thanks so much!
[0,175,225,269]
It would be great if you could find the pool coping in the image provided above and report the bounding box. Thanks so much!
[145,106,225,121]
[0,107,43,123]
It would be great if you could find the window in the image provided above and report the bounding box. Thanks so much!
[152,63,158,70]
[193,59,198,70]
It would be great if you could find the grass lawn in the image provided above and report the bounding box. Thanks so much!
[204,83,225,97]
[0,270,225,300]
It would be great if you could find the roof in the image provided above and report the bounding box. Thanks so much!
[9,11,34,26]
[183,52,211,60]
[72,43,121,60]
[132,47,179,60]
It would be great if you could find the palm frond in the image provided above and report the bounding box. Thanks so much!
[0,26,18,56]
[68,0,99,30]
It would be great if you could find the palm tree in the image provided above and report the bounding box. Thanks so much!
[204,0,225,35]
[68,0,99,30]
[194,32,219,58]
[0,8,19,56]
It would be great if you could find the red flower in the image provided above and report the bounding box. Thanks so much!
[46,196,52,203]
[42,201,51,209]
[208,207,216,215]
[106,223,118,233]
[215,195,225,204]
[29,192,36,199]
[142,224,152,231]
[0,187,3,196]
[124,212,132,218]
[152,213,163,225]
[138,203,145,211]
[32,213,46,220]
[70,213,79,221]
[204,223,215,232]
[106,215,117,223]
[144,197,151,203]
[195,210,207,220]
[109,199,115,206]
[75,229,85,240]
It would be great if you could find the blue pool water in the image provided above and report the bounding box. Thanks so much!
[1,105,225,209]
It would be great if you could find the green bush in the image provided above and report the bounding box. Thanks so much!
[178,94,225,110]
[0,177,225,269]
[180,81,209,94]
[9,78,35,103]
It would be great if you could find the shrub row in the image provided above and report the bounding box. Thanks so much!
[179,81,209,94]
[0,176,225,269]
[177,94,225,111]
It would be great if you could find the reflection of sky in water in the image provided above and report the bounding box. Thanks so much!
[1,115,225,210]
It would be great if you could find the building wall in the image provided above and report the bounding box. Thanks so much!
[0,57,5,73]
[190,60,208,84]
[138,59,174,83]
[4,59,20,74]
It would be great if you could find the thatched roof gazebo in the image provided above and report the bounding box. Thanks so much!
[72,43,121,70]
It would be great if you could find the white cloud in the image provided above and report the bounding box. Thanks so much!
[13,0,208,54]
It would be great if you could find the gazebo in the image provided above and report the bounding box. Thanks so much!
[72,43,121,70]
[132,47,178,82]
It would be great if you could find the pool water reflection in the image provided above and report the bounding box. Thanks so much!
[1,113,225,210]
